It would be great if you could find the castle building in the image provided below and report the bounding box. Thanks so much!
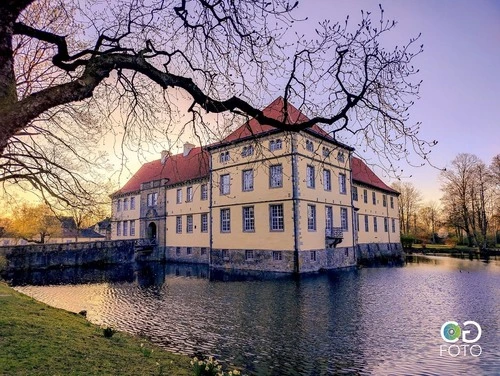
[110,98,401,273]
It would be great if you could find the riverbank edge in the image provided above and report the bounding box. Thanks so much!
[0,281,192,376]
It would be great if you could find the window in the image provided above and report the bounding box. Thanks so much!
[310,251,317,261]
[270,164,283,188]
[364,215,369,232]
[306,139,314,152]
[176,216,182,233]
[219,151,229,163]
[117,199,121,212]
[201,184,208,200]
[220,174,230,195]
[130,197,135,210]
[243,206,255,232]
[383,194,387,208]
[186,186,193,202]
[340,207,348,231]
[325,206,333,231]
[201,247,207,256]
[363,189,368,204]
[374,217,378,232]
[222,249,229,260]
[390,196,394,209]
[355,213,360,232]
[116,221,121,236]
[339,173,346,194]
[372,191,377,205]
[306,165,315,188]
[130,220,135,236]
[384,217,389,232]
[201,213,208,233]
[176,189,182,204]
[220,208,231,232]
[322,146,330,157]
[245,250,254,261]
[273,251,282,261]
[242,169,254,192]
[187,247,192,255]
[392,218,396,233]
[122,221,127,237]
[269,139,282,151]
[337,151,345,163]
[323,169,331,191]
[242,145,254,157]
[176,247,181,256]
[352,187,358,201]
[307,204,316,231]
[123,198,129,211]
[186,215,193,233]
[147,192,158,206]
[270,204,284,231]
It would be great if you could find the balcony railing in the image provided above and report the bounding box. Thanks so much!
[325,227,343,249]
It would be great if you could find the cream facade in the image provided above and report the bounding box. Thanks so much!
[110,98,402,273]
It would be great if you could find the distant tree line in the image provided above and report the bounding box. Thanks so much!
[392,153,500,250]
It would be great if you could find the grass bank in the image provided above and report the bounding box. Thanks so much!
[0,282,191,376]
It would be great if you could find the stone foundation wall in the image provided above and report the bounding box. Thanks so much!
[356,242,403,264]
[165,246,210,264]
[210,249,295,272]
[298,247,357,273]
[0,240,136,271]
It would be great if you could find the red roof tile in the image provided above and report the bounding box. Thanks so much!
[113,147,209,196]
[221,97,335,143]
[351,157,398,194]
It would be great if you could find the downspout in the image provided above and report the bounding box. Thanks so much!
[291,133,300,274]
[386,193,391,247]
[208,151,213,269]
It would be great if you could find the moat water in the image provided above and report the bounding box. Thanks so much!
[10,255,500,375]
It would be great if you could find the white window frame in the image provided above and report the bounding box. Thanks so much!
[130,197,136,210]
[372,191,377,205]
[242,206,255,232]
[176,216,182,233]
[116,221,121,236]
[270,204,284,231]
[245,250,254,261]
[186,186,193,202]
[273,251,282,261]
[220,208,231,233]
[307,204,316,231]
[363,189,368,204]
[306,165,315,188]
[306,139,314,152]
[323,169,331,191]
[390,196,394,209]
[269,139,282,151]
[220,174,230,195]
[339,173,346,194]
[383,194,387,207]
[147,192,158,207]
[364,215,369,232]
[117,199,121,212]
[340,207,348,231]
[130,220,135,236]
[186,215,193,233]
[201,184,208,200]
[242,169,254,192]
[337,151,345,163]
[123,221,128,236]
[384,217,388,232]
[201,213,208,233]
[325,206,333,231]
[374,216,378,232]
[123,198,129,211]
[176,189,182,204]
[392,218,396,233]
[352,186,358,201]
[270,164,283,188]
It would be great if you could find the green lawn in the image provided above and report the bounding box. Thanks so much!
[0,282,191,376]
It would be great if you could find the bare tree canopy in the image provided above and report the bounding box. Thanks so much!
[0,0,434,204]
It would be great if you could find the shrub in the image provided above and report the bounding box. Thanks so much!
[102,326,116,338]
[400,235,415,249]
[0,254,7,273]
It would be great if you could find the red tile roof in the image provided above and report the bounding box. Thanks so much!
[351,157,398,194]
[113,147,209,196]
[221,97,337,144]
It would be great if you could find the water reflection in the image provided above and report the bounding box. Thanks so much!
[10,256,500,376]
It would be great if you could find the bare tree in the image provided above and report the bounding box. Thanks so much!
[391,181,422,235]
[0,0,435,204]
[418,201,440,243]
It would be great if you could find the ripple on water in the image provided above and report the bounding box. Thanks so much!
[12,256,500,376]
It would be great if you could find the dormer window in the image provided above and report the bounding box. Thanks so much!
[269,139,282,151]
[219,151,230,163]
[241,145,254,157]
[306,139,314,152]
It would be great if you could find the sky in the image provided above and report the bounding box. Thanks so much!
[3,0,499,209]
[296,0,500,202]
[111,0,500,203]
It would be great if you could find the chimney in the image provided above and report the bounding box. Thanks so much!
[183,142,195,156]
[161,150,171,164]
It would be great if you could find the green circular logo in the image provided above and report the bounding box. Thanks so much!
[441,321,461,342]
